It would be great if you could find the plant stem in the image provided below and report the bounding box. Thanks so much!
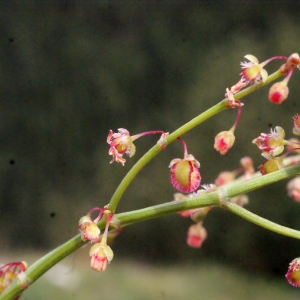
[225,202,300,238]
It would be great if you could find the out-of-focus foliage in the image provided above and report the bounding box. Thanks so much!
[1,0,300,276]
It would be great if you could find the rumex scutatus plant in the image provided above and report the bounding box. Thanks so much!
[1,53,300,299]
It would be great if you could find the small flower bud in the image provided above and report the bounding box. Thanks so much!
[268,81,289,104]
[186,222,207,248]
[287,177,300,202]
[214,130,235,155]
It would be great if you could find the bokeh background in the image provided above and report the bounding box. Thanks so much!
[1,1,300,299]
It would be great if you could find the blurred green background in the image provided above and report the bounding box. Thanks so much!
[1,1,300,298]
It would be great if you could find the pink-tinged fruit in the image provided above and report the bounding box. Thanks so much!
[286,258,300,287]
[169,154,201,193]
[259,156,284,175]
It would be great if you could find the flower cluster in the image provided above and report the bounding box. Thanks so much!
[78,208,117,272]
[0,261,27,299]
[224,53,300,114]
[239,53,300,106]
[216,53,300,159]
[95,53,300,289]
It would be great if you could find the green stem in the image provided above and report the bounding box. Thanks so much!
[1,162,299,300]
[225,202,300,238]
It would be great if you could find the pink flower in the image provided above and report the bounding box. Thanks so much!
[89,242,114,272]
[107,128,137,166]
[107,128,167,165]
[240,55,268,84]
[252,126,286,156]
